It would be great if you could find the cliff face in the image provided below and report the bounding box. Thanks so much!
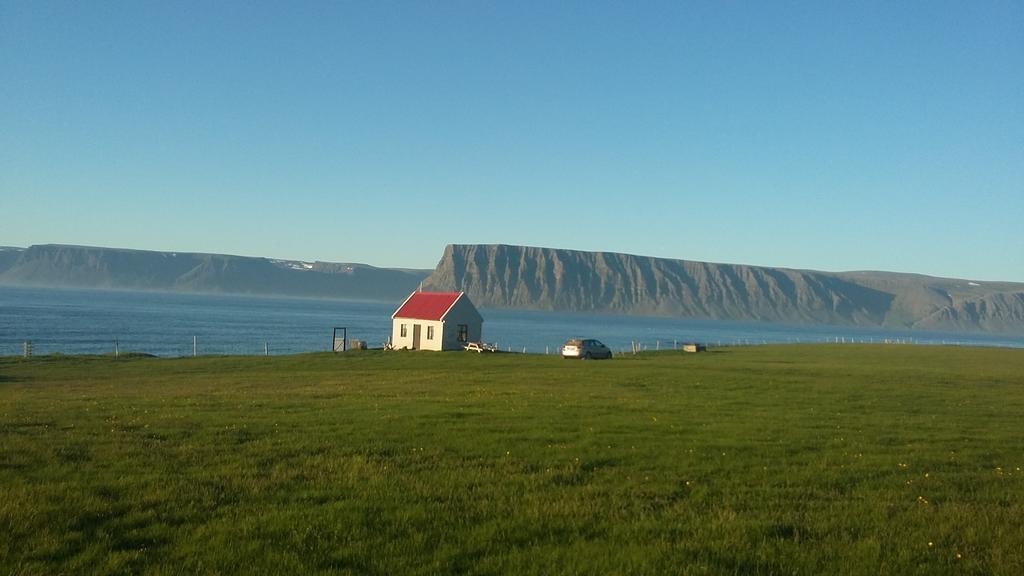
[904,292,1024,333]
[423,244,1024,333]
[0,247,24,274]
[0,245,431,301]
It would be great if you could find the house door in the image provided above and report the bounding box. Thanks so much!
[412,324,421,350]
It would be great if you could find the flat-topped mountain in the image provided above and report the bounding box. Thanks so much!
[422,244,1024,334]
[0,245,431,301]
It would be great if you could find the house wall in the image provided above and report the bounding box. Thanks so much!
[391,318,445,351]
[439,297,484,350]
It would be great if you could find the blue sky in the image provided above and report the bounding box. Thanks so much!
[2,1,1021,280]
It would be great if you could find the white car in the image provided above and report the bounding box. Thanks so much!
[561,338,612,360]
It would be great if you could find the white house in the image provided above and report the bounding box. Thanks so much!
[390,291,483,351]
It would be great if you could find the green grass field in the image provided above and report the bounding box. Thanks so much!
[2,345,1022,575]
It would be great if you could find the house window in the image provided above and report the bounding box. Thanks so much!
[457,324,469,343]
[400,323,407,338]
[427,326,434,340]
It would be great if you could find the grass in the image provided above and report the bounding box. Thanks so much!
[1,345,1023,575]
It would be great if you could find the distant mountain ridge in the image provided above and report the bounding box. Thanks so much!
[5,243,1023,334]
[0,245,431,301]
[421,244,1024,334]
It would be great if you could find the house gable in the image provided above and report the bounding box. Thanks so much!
[443,293,483,325]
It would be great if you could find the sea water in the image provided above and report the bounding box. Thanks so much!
[1,285,1022,357]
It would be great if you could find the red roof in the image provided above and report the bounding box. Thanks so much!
[392,292,463,321]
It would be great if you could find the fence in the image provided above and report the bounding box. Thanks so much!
[8,333,377,358]
[4,333,984,358]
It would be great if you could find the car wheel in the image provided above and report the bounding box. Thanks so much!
[582,352,591,360]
